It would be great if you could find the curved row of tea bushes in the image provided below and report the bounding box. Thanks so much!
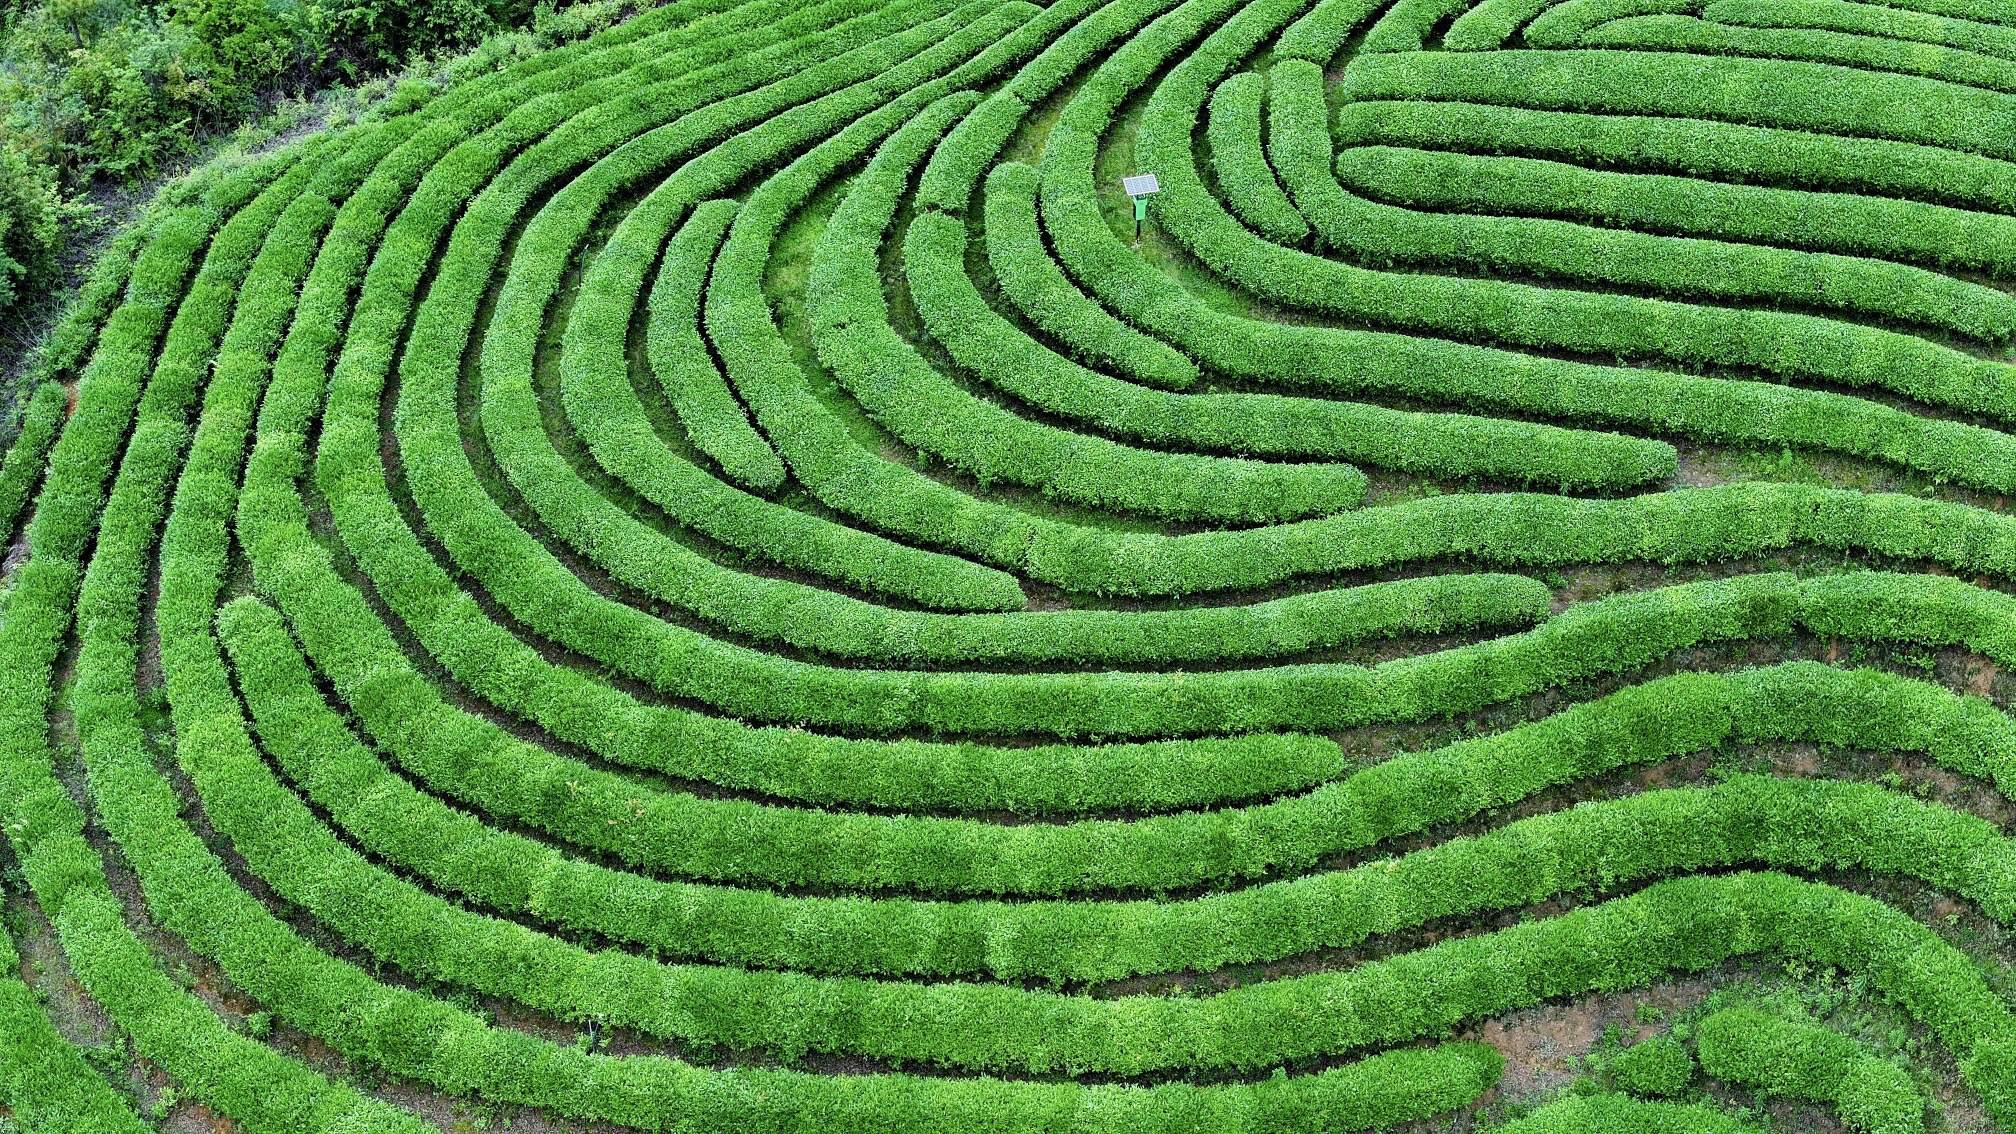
[218,479,2016,735]
[1330,99,2016,213]
[1580,15,2016,94]
[1882,0,2016,27]
[1052,60,2016,497]
[808,95,1371,524]
[1205,72,1310,243]
[950,171,1679,490]
[218,565,2016,904]
[1708,0,2016,59]
[7,0,2013,1120]
[1696,1008,1925,1134]
[466,1,1050,612]
[0,380,65,547]
[1272,58,2016,353]
[203,629,2016,1032]
[215,571,2016,1077]
[0,915,146,1132]
[1274,0,1380,60]
[1499,1096,1766,1134]
[74,582,2016,1097]
[1360,0,1482,50]
[645,198,787,491]
[0,130,443,1133]
[1330,145,2016,278]
[1274,57,2016,336]
[246,470,2016,743]
[1338,49,2016,159]
[116,11,828,1122]
[1522,0,1695,45]
[215,623,2016,981]
[973,144,1204,385]
[1442,0,1562,47]
[1137,4,2016,423]
[589,198,1029,612]
[733,123,1657,585]
[17,2,1502,1125]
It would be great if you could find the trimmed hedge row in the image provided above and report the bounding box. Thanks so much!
[219,608,2016,1002]
[1275,0,1381,60]
[1696,1008,1925,1134]
[938,193,1564,481]
[1053,32,2016,497]
[914,0,1189,223]
[1523,0,1694,45]
[1095,74,2016,493]
[36,4,1495,1127]
[243,157,1416,836]
[1442,0,1560,48]
[247,467,2016,741]
[107,506,2016,1095]
[1205,72,1310,243]
[947,178,1676,491]
[1708,0,2016,62]
[16,0,2016,1119]
[1331,98,2016,214]
[1880,0,2016,26]
[210,597,1518,1081]
[1360,0,1484,50]
[1336,49,2016,159]
[0,917,147,1132]
[218,561,2016,908]
[811,94,1369,525]
[110,6,743,1123]
[1331,144,2016,279]
[514,1,1041,612]
[0,131,442,1133]
[1581,15,2016,95]
[1010,163,1692,494]
[646,197,787,491]
[1276,57,2016,351]
[1498,1096,1766,1133]
[952,104,1203,388]
[0,380,65,548]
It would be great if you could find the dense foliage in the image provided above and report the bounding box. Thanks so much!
[0,0,2007,1129]
[0,0,615,352]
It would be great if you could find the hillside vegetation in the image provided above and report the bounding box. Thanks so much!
[0,0,2013,1129]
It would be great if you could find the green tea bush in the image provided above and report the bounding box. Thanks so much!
[1610,1036,1696,1098]
[1697,1008,1926,1134]
[5,0,2013,1124]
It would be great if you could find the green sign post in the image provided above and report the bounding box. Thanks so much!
[1122,172,1159,243]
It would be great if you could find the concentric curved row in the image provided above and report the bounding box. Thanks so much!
[2,0,2014,1128]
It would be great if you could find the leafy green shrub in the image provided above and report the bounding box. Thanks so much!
[1610,1035,1696,1097]
[1497,1095,1764,1133]
[1697,1008,1925,1134]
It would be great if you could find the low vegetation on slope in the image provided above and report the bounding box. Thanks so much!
[0,0,2011,1128]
